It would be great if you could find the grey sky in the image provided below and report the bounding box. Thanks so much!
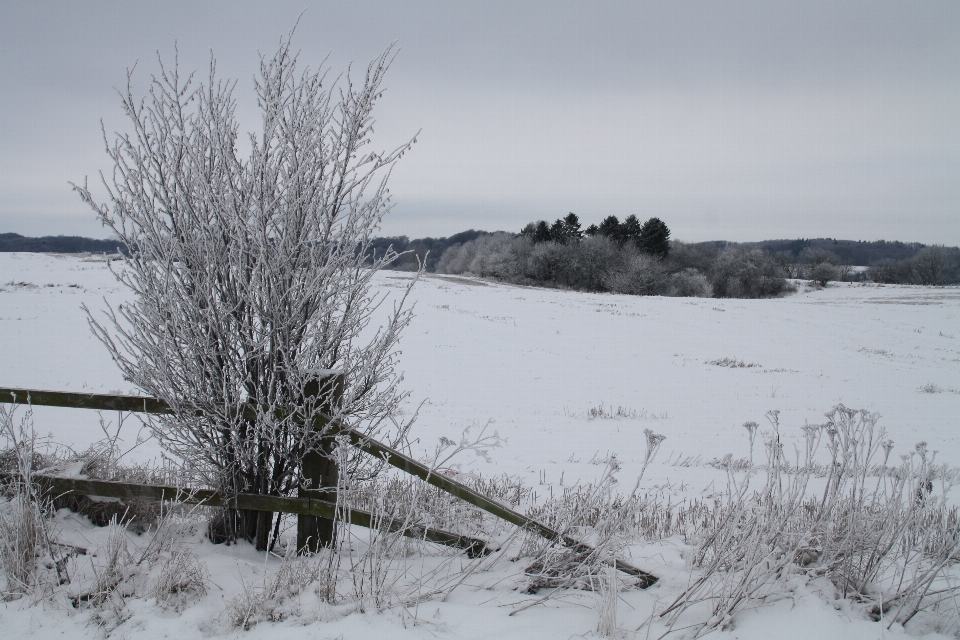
[1,1,957,244]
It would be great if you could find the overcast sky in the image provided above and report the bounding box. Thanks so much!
[1,1,957,244]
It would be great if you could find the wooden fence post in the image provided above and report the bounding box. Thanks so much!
[0,386,657,585]
[298,372,344,554]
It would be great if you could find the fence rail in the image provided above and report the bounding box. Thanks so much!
[0,471,488,555]
[0,386,657,586]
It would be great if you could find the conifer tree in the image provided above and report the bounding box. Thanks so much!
[639,217,671,258]
[550,219,568,244]
[620,214,642,246]
[534,220,552,244]
[598,215,621,241]
[562,213,583,242]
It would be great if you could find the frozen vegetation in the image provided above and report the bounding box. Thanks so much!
[2,252,960,638]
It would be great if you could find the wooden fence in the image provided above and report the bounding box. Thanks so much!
[0,472,488,556]
[0,386,657,586]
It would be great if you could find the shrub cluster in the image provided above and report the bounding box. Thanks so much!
[868,246,960,285]
[437,216,793,299]
[659,407,960,635]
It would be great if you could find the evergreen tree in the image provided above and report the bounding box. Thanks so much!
[639,217,671,258]
[620,214,642,246]
[522,220,553,244]
[533,220,552,244]
[597,215,621,241]
[550,218,568,244]
[562,212,583,242]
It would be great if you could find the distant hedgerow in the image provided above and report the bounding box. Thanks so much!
[439,218,796,299]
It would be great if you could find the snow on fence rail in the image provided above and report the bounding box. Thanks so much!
[0,386,658,586]
[0,471,488,555]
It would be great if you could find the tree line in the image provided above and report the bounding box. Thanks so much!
[432,216,960,296]
[755,238,939,267]
[4,227,957,288]
[0,233,127,254]
[434,214,793,298]
[517,213,671,257]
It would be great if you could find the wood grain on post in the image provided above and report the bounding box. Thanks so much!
[298,372,344,553]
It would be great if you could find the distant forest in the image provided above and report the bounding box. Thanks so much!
[736,238,937,267]
[0,229,960,288]
[373,230,960,288]
[374,222,960,293]
[0,233,126,254]
[376,235,953,272]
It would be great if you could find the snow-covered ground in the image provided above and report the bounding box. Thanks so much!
[2,252,960,638]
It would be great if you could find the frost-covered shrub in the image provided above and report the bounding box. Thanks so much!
[913,246,946,285]
[667,268,712,297]
[526,241,569,283]
[565,236,622,291]
[0,406,64,601]
[72,37,420,550]
[433,243,460,273]
[710,247,791,298]
[435,242,474,274]
[868,246,955,286]
[0,491,44,599]
[438,234,530,281]
[469,233,530,280]
[225,553,327,629]
[605,251,669,296]
[809,262,840,287]
[869,257,914,284]
[151,546,208,610]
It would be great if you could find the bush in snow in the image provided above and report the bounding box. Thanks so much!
[869,257,915,284]
[468,233,531,281]
[913,245,947,285]
[567,235,624,291]
[525,240,570,284]
[710,246,792,298]
[809,261,840,287]
[72,34,419,550]
[667,268,713,297]
[604,250,669,296]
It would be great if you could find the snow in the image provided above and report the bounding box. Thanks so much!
[2,252,960,638]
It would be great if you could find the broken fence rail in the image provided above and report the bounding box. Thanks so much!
[0,387,658,587]
[0,472,488,556]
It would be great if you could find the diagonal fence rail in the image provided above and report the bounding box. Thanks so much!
[0,387,658,586]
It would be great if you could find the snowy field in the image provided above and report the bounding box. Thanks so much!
[2,251,960,639]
